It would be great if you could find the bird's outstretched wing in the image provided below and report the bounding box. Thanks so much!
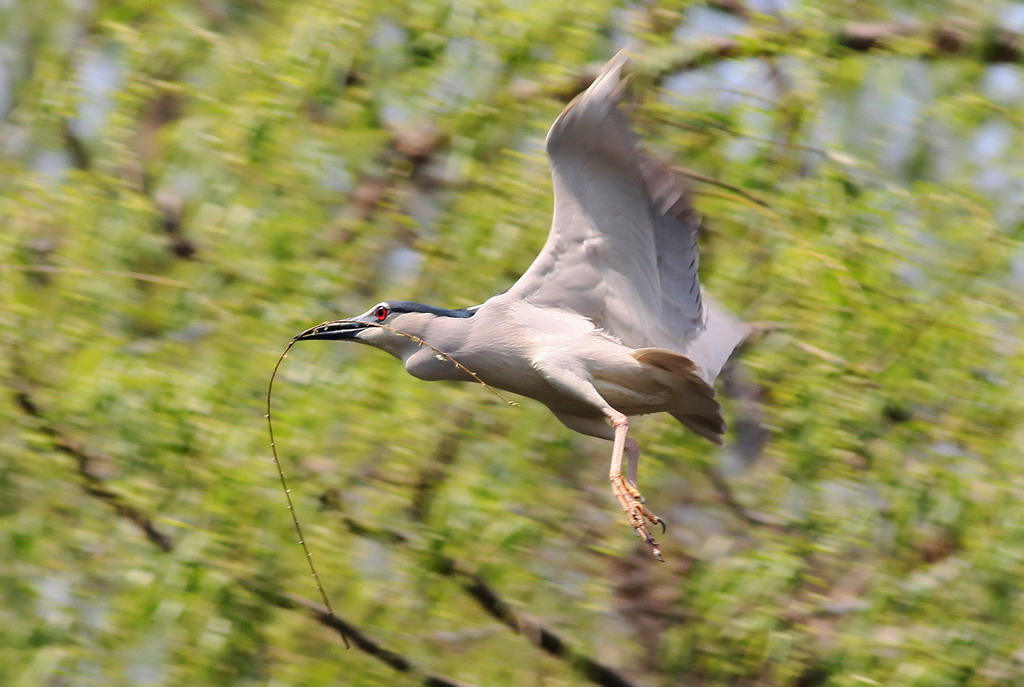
[507,53,747,381]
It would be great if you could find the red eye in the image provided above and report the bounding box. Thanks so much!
[373,305,389,322]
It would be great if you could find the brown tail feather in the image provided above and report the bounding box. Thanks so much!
[632,347,725,444]
[670,412,725,445]
[631,348,716,400]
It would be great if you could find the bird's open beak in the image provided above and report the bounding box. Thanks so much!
[293,320,367,341]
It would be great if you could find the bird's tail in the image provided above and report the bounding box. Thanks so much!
[631,348,726,445]
[669,412,725,446]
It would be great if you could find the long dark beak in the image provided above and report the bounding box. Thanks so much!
[293,320,367,341]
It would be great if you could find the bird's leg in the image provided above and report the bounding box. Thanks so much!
[626,437,640,489]
[623,436,666,534]
[604,408,665,560]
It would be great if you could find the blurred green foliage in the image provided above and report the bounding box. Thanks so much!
[2,0,1023,685]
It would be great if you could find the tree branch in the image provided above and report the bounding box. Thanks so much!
[238,579,478,687]
[388,418,640,686]
[672,166,772,209]
[332,500,640,687]
[8,355,627,684]
[7,364,474,686]
[10,376,175,552]
[437,559,640,687]
[653,20,1022,74]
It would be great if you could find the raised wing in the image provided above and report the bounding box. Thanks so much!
[507,53,747,381]
[639,155,750,382]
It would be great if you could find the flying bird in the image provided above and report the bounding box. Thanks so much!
[296,53,749,559]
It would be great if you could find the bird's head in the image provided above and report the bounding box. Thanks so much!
[293,300,476,360]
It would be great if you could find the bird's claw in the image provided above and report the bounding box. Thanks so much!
[632,526,664,562]
[611,474,667,561]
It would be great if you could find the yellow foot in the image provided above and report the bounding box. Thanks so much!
[610,474,666,561]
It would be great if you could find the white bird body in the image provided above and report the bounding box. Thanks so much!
[297,53,749,558]
[383,297,720,433]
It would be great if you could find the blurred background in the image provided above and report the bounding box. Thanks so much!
[2,1,1023,685]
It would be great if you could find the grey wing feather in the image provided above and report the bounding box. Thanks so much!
[638,155,704,342]
[508,52,748,381]
[639,156,750,382]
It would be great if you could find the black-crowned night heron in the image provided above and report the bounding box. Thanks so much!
[296,53,748,559]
